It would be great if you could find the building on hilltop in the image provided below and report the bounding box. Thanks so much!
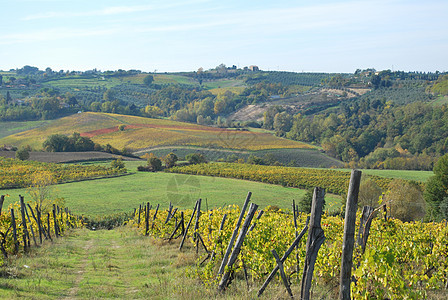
[249,65,259,72]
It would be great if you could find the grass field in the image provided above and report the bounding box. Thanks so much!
[0,112,314,151]
[0,161,342,216]
[339,168,433,182]
[0,120,50,139]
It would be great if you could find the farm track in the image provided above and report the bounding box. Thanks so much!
[0,228,170,299]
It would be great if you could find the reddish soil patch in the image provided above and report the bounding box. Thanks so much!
[81,124,232,137]
[81,127,119,138]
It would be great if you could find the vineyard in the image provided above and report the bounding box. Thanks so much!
[0,112,314,151]
[128,194,448,299]
[168,163,400,195]
[0,157,126,189]
[0,195,83,266]
[127,187,448,299]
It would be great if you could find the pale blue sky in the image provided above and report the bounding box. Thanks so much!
[1,0,447,73]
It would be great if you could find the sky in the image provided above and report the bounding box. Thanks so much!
[1,0,447,73]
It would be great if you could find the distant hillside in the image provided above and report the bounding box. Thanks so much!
[0,112,314,152]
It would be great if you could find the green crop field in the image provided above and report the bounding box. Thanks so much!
[0,161,342,216]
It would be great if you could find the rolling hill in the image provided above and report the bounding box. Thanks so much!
[0,112,314,152]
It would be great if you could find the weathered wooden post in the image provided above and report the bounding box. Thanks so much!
[19,195,29,250]
[357,205,374,254]
[10,208,19,254]
[258,217,309,297]
[339,169,362,300]
[144,202,150,236]
[47,212,53,241]
[210,213,228,262]
[28,204,42,244]
[0,195,5,215]
[218,202,259,290]
[272,249,294,299]
[24,205,37,247]
[301,187,326,300]
[179,200,199,250]
[53,204,59,238]
[194,199,202,253]
[249,210,264,232]
[217,191,252,276]
[137,204,141,227]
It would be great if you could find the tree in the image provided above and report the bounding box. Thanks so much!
[143,75,154,86]
[424,153,448,220]
[43,134,71,152]
[298,188,325,213]
[118,124,126,131]
[358,179,382,208]
[15,148,30,161]
[27,171,63,213]
[148,156,163,171]
[103,89,116,101]
[385,179,425,222]
[186,153,207,164]
[164,152,178,168]
[273,112,293,134]
[6,91,12,104]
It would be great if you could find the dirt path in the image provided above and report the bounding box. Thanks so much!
[64,239,94,299]
[0,227,184,299]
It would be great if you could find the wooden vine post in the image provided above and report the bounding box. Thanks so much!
[10,209,19,254]
[218,202,259,291]
[217,191,252,276]
[0,195,5,215]
[145,202,150,236]
[19,195,30,251]
[179,200,199,250]
[53,204,59,238]
[300,187,326,300]
[257,217,309,297]
[339,169,362,300]
[357,205,375,254]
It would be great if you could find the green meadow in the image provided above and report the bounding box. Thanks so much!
[1,161,342,217]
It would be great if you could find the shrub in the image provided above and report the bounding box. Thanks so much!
[111,158,126,171]
[15,148,30,161]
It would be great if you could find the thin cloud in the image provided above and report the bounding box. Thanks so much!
[0,27,121,45]
[22,0,210,20]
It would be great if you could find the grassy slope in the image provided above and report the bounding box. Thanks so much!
[1,161,342,216]
[0,112,314,151]
[0,120,50,139]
